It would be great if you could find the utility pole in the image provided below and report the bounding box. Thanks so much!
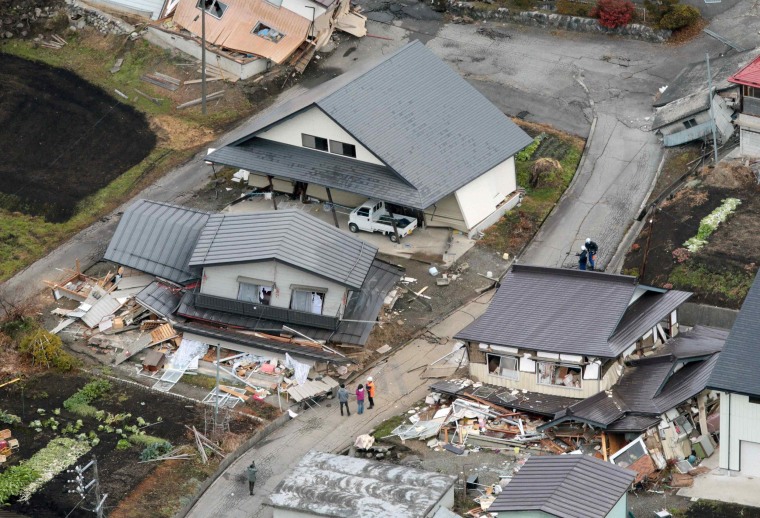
[214,342,220,434]
[706,53,719,164]
[201,0,207,115]
[67,456,107,518]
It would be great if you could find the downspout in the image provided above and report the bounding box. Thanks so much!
[727,392,732,471]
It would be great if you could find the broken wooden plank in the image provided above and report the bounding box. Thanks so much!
[110,58,124,74]
[176,91,224,109]
[219,385,249,401]
[141,74,179,91]
[153,71,181,85]
[52,34,67,45]
[114,89,128,99]
[134,88,162,105]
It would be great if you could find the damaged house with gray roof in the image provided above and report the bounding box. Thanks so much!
[104,199,401,372]
[204,40,533,238]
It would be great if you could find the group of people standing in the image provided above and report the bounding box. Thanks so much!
[578,238,599,271]
[337,377,375,416]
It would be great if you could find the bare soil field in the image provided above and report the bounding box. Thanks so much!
[0,53,155,222]
[623,160,760,308]
[0,372,259,517]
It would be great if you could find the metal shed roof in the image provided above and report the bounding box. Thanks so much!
[651,91,710,130]
[729,54,760,88]
[208,40,532,208]
[708,272,760,397]
[189,210,377,290]
[104,200,210,284]
[268,451,456,517]
[489,455,634,517]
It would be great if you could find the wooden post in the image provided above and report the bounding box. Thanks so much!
[268,176,278,210]
[601,432,608,461]
[698,393,709,436]
[326,187,339,228]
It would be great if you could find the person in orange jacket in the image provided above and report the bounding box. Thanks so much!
[366,377,375,409]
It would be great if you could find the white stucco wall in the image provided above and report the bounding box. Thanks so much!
[256,107,385,165]
[424,193,467,231]
[200,261,346,317]
[280,0,326,20]
[719,392,760,472]
[454,156,517,230]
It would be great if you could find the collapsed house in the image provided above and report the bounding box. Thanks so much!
[146,0,366,78]
[101,199,401,375]
[539,325,725,472]
[204,41,534,237]
[453,265,691,408]
[651,49,760,148]
[268,451,456,518]
[707,271,760,476]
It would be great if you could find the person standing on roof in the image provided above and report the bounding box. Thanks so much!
[578,246,588,271]
[338,383,350,416]
[585,238,599,271]
[366,377,375,409]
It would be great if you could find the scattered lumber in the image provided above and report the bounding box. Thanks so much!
[110,58,123,74]
[177,90,224,109]
[141,73,180,91]
[134,88,162,105]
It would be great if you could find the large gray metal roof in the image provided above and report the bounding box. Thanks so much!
[455,266,638,358]
[268,451,456,517]
[189,210,377,290]
[489,455,634,517]
[651,91,711,130]
[208,40,532,208]
[456,265,691,358]
[709,273,760,396]
[104,200,210,284]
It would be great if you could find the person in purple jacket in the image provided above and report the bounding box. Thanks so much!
[356,384,366,415]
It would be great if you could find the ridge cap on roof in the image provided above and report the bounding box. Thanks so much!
[511,264,637,284]
[131,198,211,216]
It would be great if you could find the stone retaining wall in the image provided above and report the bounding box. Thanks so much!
[449,2,671,42]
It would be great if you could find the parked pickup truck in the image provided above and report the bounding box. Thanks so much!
[348,200,417,242]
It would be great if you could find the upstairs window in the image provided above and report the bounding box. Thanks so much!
[252,22,286,43]
[238,281,272,305]
[290,287,326,315]
[745,85,760,99]
[329,140,357,158]
[196,0,227,19]
[537,362,582,389]
[487,354,519,381]
[302,134,328,152]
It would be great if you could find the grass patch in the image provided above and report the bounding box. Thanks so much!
[372,414,407,439]
[668,262,754,304]
[63,379,111,418]
[180,373,227,390]
[480,123,583,254]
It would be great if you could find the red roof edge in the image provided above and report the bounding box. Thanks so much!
[729,55,760,89]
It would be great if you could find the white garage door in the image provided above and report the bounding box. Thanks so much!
[741,441,760,477]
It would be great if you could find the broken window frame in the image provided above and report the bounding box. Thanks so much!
[290,287,326,315]
[329,140,357,158]
[196,0,227,19]
[252,21,286,43]
[486,353,519,381]
[302,134,328,152]
[744,85,760,99]
[237,281,273,306]
[536,361,582,389]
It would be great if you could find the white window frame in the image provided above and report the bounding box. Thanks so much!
[536,361,582,389]
[237,280,272,305]
[290,287,326,315]
[486,353,519,381]
[196,0,227,19]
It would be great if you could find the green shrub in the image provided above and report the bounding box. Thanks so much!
[0,410,21,425]
[128,433,170,447]
[658,4,700,29]
[556,0,592,16]
[139,441,172,461]
[63,379,112,417]
[516,138,541,162]
[0,465,40,504]
[116,439,132,450]
[18,328,77,372]
[644,0,677,24]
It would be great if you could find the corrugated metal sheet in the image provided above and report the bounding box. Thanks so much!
[81,293,123,328]
[652,91,710,130]
[489,456,635,517]
[708,273,760,397]
[269,451,456,517]
[455,265,638,358]
[172,0,310,63]
[729,54,760,88]
[606,414,661,432]
[189,210,377,289]
[208,138,425,207]
[104,200,210,284]
[135,281,182,318]
[209,41,532,206]
[546,391,629,429]
[93,0,166,19]
[608,289,692,355]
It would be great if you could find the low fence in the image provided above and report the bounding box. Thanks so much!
[678,302,739,329]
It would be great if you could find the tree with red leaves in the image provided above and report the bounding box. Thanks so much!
[591,0,635,28]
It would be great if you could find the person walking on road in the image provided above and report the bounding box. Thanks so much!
[338,383,350,416]
[578,246,588,271]
[246,461,258,495]
[356,384,366,415]
[366,377,375,409]
[585,238,599,271]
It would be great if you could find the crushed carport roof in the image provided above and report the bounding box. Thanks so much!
[207,40,533,209]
